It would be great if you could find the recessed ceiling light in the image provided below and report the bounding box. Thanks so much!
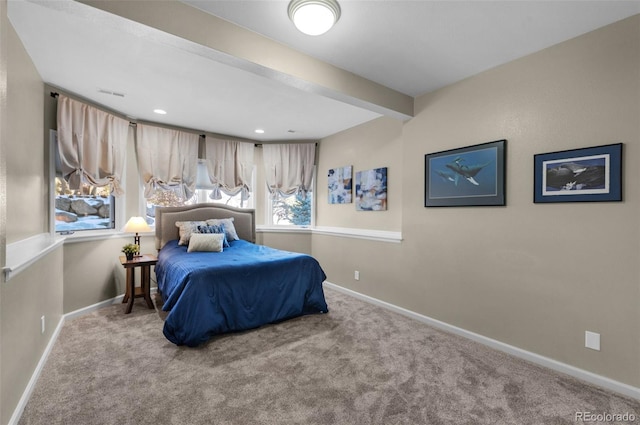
[255,129,265,134]
[153,109,167,115]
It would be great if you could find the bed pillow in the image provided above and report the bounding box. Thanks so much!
[196,224,230,248]
[175,221,207,246]
[205,217,240,241]
[187,233,224,253]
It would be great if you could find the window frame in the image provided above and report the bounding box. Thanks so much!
[143,159,256,226]
[192,158,256,209]
[50,129,125,237]
[264,166,316,228]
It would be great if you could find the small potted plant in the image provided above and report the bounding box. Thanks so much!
[121,243,140,261]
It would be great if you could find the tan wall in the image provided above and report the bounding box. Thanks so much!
[1,11,638,425]
[1,18,65,425]
[0,249,63,425]
[5,14,46,243]
[314,16,640,387]
[257,231,312,255]
[316,116,403,231]
[0,1,7,423]
[62,234,154,313]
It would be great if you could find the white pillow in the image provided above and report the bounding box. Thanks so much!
[187,233,224,253]
[206,217,240,241]
[175,220,207,246]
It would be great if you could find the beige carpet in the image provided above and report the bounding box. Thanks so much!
[18,286,640,425]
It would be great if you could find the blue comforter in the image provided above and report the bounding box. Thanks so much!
[155,239,328,346]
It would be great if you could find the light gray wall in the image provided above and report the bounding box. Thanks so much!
[0,17,64,425]
[313,15,640,387]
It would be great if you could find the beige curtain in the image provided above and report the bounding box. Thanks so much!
[56,95,129,196]
[135,123,199,203]
[204,137,255,201]
[262,143,315,199]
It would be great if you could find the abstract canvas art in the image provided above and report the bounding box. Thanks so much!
[355,167,387,211]
[328,165,352,204]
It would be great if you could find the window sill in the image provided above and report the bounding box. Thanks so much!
[60,229,155,244]
[3,233,65,281]
[256,225,312,234]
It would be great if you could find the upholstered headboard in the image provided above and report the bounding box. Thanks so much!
[155,203,256,250]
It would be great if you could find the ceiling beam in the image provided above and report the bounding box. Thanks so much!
[76,0,414,121]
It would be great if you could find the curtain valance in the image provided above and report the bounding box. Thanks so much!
[135,123,199,203]
[204,137,255,201]
[262,143,316,199]
[56,95,129,196]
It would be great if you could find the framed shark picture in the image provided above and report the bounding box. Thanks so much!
[424,139,506,207]
[533,143,622,203]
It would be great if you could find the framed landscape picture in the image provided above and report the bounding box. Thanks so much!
[533,143,622,203]
[424,139,506,207]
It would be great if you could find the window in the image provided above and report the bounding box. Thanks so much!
[261,143,316,227]
[51,130,116,233]
[269,191,313,226]
[266,168,315,227]
[191,188,254,209]
[144,159,255,225]
[144,186,186,226]
[193,159,255,209]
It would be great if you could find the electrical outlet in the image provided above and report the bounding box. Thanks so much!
[354,270,360,281]
[585,331,600,351]
[41,315,45,334]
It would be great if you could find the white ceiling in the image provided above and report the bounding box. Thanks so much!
[7,0,640,142]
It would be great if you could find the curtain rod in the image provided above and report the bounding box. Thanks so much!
[51,92,313,144]
[51,92,205,136]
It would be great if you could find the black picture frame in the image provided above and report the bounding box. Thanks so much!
[424,139,506,207]
[533,143,622,203]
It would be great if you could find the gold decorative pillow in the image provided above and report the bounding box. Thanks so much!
[187,233,224,253]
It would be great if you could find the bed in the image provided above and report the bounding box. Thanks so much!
[154,203,328,346]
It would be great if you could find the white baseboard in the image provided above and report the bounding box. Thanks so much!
[63,294,125,321]
[323,281,640,401]
[11,283,638,425]
[8,290,157,425]
[8,315,64,425]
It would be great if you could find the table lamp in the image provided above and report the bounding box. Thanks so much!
[122,216,152,256]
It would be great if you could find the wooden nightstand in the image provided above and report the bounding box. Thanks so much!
[119,254,158,314]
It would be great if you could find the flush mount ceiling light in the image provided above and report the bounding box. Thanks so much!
[288,0,341,36]
[153,109,167,115]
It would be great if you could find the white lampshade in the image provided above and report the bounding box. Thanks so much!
[288,0,341,36]
[122,216,152,234]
